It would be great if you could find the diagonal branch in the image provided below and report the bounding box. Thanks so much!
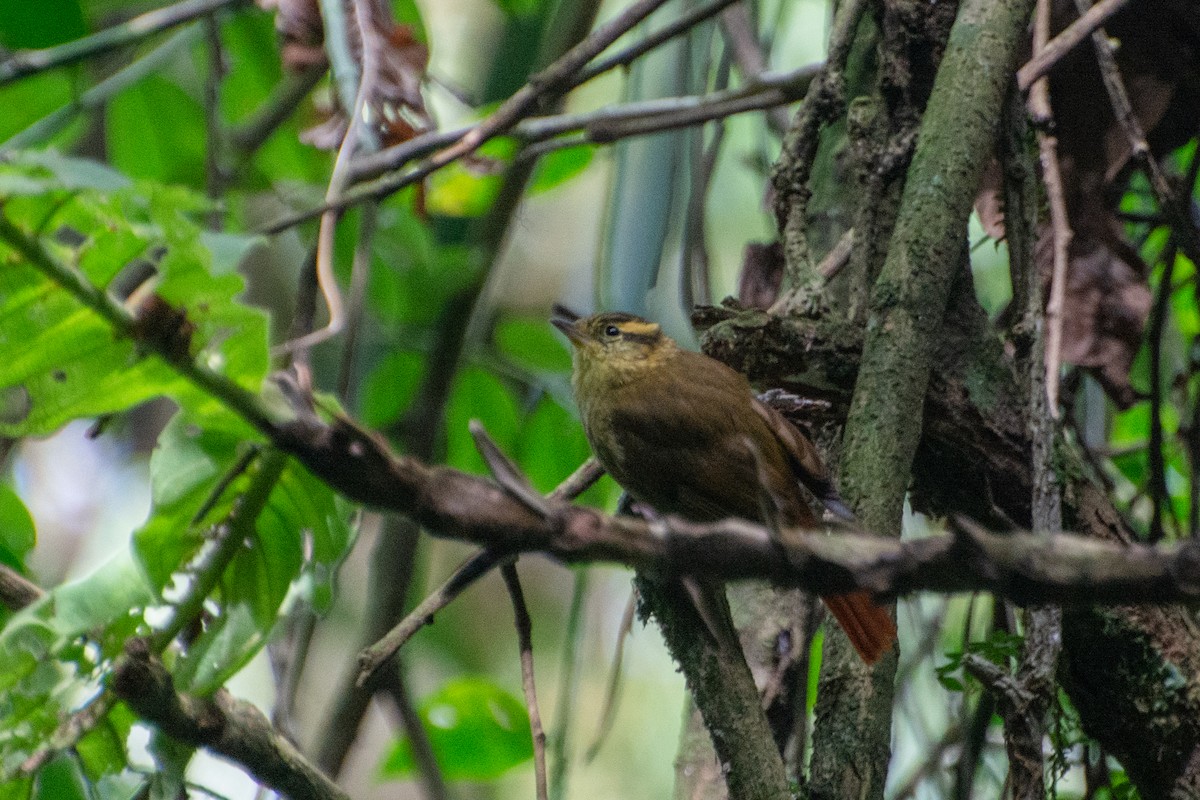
[112,639,349,800]
[0,0,250,88]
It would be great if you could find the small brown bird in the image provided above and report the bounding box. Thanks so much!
[552,307,895,664]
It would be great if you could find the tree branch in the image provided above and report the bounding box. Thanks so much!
[112,639,348,800]
[0,0,250,88]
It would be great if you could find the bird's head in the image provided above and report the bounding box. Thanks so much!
[551,306,678,387]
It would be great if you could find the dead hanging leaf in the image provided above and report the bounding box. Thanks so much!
[257,0,325,70]
[982,0,1200,404]
[259,0,434,149]
[738,241,785,311]
[1036,214,1152,409]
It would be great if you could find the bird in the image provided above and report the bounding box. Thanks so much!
[551,306,895,664]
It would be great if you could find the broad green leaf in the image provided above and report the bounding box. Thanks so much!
[75,704,134,783]
[444,367,520,475]
[137,410,350,689]
[515,395,590,493]
[0,552,152,774]
[172,604,264,694]
[106,75,207,188]
[425,139,515,218]
[359,350,425,428]
[0,0,85,48]
[529,146,594,195]
[31,754,87,800]
[0,167,270,438]
[391,0,428,42]
[0,485,35,571]
[494,315,571,374]
[380,676,533,781]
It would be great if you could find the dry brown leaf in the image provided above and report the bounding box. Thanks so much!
[260,0,433,149]
[738,241,785,311]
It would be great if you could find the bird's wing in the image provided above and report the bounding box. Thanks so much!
[751,397,854,520]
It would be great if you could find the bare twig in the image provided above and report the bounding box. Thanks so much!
[502,563,548,800]
[259,0,682,233]
[720,3,790,135]
[349,65,817,186]
[1074,0,1200,267]
[1,27,203,152]
[0,563,43,610]
[817,228,855,280]
[584,590,636,763]
[769,0,870,301]
[546,458,604,503]
[469,420,551,516]
[273,0,384,356]
[0,0,249,87]
[573,0,740,86]
[228,62,327,157]
[1029,0,1074,418]
[1015,0,1132,91]
[356,548,513,685]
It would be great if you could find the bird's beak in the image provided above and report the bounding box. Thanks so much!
[551,307,586,346]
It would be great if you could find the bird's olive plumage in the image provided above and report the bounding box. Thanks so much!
[552,309,895,664]
[552,311,834,528]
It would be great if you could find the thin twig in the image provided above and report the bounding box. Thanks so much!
[1015,0,1132,91]
[546,457,604,503]
[1030,0,1073,417]
[356,548,513,685]
[228,62,328,156]
[469,420,551,516]
[0,563,42,610]
[817,228,855,280]
[260,0,678,233]
[573,0,740,87]
[548,570,589,800]
[1074,0,1200,266]
[273,0,382,356]
[0,0,249,87]
[719,3,790,135]
[350,65,817,185]
[1,27,202,152]
[584,590,636,762]
[502,562,549,800]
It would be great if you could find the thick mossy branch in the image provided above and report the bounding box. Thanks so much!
[838,0,1037,535]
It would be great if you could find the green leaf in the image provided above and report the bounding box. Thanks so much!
[106,74,207,188]
[0,485,35,571]
[0,0,85,48]
[359,350,425,428]
[137,411,351,690]
[380,677,533,781]
[529,145,594,195]
[391,0,428,42]
[0,170,270,438]
[31,754,87,800]
[495,315,572,374]
[515,395,591,494]
[0,552,152,772]
[445,368,521,475]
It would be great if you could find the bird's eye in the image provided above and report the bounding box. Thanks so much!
[604,325,620,337]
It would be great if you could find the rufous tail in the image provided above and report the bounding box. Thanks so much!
[821,592,896,664]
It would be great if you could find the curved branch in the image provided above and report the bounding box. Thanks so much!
[112,639,348,800]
